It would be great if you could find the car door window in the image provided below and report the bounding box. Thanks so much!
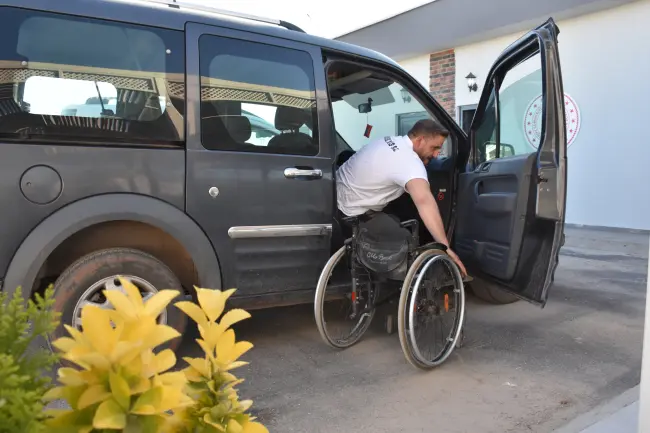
[329,79,450,158]
[199,35,318,156]
[474,53,542,162]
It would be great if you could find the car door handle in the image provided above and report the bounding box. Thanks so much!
[474,180,484,199]
[284,167,322,179]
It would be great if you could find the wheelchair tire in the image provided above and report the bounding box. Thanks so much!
[397,249,466,370]
[314,246,376,349]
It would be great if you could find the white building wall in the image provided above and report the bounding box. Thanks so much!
[398,54,430,89]
[454,0,650,231]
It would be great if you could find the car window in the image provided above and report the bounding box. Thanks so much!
[474,52,542,162]
[199,35,318,156]
[330,80,450,157]
[0,7,184,145]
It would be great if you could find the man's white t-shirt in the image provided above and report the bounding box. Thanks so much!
[336,135,428,216]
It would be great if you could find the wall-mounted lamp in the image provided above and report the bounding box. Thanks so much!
[466,73,478,92]
[400,86,412,103]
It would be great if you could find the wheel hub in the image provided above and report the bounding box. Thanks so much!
[71,274,166,330]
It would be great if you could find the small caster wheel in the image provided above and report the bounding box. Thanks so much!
[385,314,395,335]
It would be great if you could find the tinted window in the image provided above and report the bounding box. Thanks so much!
[199,35,318,156]
[0,7,184,145]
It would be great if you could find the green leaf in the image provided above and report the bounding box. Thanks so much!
[210,402,230,419]
[42,386,65,403]
[227,419,244,433]
[0,286,61,432]
[109,371,132,410]
[77,384,111,409]
[93,398,127,429]
[204,413,226,430]
[63,385,90,411]
[131,386,163,415]
[44,405,95,432]
[124,414,167,433]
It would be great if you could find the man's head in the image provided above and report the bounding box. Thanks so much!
[407,119,449,164]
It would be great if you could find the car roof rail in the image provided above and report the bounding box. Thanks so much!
[139,0,307,33]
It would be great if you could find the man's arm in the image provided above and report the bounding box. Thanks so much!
[405,178,449,246]
[405,178,468,276]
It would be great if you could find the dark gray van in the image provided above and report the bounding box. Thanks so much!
[0,0,567,349]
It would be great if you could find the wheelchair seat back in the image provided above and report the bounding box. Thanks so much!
[355,213,411,275]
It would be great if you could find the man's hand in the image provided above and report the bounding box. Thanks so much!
[446,248,467,278]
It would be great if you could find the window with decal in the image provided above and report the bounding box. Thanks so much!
[0,7,185,146]
[474,52,543,162]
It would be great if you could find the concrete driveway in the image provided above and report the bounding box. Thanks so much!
[178,226,648,433]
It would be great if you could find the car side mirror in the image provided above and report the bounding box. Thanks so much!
[501,143,515,157]
[484,142,515,160]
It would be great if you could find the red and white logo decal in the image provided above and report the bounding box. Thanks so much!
[524,93,580,149]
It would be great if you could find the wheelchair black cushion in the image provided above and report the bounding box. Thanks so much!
[355,213,410,274]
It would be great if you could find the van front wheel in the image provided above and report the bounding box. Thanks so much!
[50,248,188,353]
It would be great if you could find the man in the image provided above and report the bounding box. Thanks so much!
[336,118,467,277]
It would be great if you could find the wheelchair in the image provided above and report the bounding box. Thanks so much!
[314,213,466,370]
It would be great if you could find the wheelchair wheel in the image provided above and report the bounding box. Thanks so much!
[314,245,376,349]
[397,249,466,369]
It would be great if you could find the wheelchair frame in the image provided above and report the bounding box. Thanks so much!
[314,214,466,370]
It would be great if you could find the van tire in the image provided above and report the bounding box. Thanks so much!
[50,248,187,353]
[469,279,520,305]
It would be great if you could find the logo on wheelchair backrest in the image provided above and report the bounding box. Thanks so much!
[358,239,408,270]
[365,249,401,262]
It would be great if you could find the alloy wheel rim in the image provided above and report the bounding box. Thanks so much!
[71,274,166,330]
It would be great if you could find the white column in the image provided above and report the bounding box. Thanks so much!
[639,238,650,432]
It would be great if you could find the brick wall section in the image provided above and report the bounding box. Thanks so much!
[429,49,456,118]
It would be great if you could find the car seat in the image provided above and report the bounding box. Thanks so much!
[267,106,316,155]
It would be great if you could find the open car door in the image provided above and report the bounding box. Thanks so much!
[453,18,567,307]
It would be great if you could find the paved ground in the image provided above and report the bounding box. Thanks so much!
[580,401,638,433]
[176,226,649,433]
[554,385,640,433]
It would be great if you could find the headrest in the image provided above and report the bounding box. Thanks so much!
[275,106,310,131]
[224,115,251,143]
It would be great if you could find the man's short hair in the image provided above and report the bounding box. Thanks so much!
[407,119,449,139]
